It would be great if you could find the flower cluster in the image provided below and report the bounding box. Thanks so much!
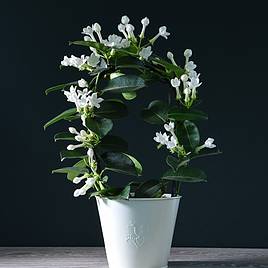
[169,49,202,108]
[67,127,99,151]
[61,53,107,71]
[73,148,98,197]
[154,122,178,150]
[64,82,104,111]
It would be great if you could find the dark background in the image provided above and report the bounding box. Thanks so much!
[1,1,267,247]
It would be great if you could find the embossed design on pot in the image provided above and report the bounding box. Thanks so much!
[126,222,144,248]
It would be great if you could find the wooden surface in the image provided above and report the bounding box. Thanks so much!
[0,247,268,267]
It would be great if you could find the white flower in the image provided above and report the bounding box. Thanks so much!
[187,73,202,89]
[73,175,86,184]
[61,56,70,66]
[92,23,103,42]
[183,87,191,102]
[87,53,100,67]
[150,26,170,43]
[159,26,170,39]
[140,17,150,38]
[171,77,181,100]
[88,92,104,108]
[73,177,96,197]
[167,51,177,66]
[64,85,103,110]
[87,148,94,165]
[180,74,189,82]
[61,55,89,70]
[153,132,169,145]
[85,177,96,188]
[166,135,178,149]
[121,15,130,25]
[78,78,88,88]
[75,130,87,142]
[185,61,197,72]
[171,77,181,88]
[81,26,96,41]
[67,144,84,150]
[164,122,175,132]
[184,49,192,59]
[118,23,128,39]
[126,24,135,39]
[103,34,130,49]
[204,138,216,149]
[69,127,79,135]
[139,46,152,60]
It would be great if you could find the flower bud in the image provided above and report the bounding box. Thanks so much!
[93,23,101,32]
[181,74,188,82]
[121,15,130,25]
[184,49,192,58]
[69,127,78,134]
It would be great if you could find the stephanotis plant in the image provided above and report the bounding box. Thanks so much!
[44,15,221,199]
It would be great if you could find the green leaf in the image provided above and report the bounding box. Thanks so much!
[85,117,113,137]
[135,180,163,198]
[122,92,137,100]
[102,152,142,176]
[166,155,180,172]
[45,81,76,95]
[44,108,77,129]
[176,120,200,150]
[141,100,168,124]
[152,57,184,77]
[94,99,128,119]
[69,40,107,51]
[125,154,143,176]
[60,149,87,161]
[101,75,145,94]
[168,107,208,121]
[67,159,88,181]
[52,166,89,176]
[162,166,207,182]
[89,185,130,199]
[192,149,222,160]
[54,132,75,142]
[96,135,128,153]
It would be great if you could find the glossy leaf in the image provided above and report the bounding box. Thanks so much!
[52,166,89,175]
[122,92,137,100]
[102,152,142,176]
[90,185,130,199]
[44,108,77,129]
[152,57,184,77]
[85,117,113,137]
[162,166,207,182]
[67,159,88,181]
[176,120,200,150]
[69,40,107,51]
[101,75,145,94]
[166,155,180,172]
[141,100,168,124]
[54,132,75,142]
[192,149,222,160]
[96,135,128,153]
[60,149,87,161]
[45,81,76,95]
[135,180,163,198]
[94,99,128,119]
[168,107,208,121]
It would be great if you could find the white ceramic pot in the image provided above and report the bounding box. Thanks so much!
[96,195,181,268]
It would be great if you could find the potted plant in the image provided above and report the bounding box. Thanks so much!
[44,15,221,268]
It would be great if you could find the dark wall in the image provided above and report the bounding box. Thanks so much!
[1,1,267,247]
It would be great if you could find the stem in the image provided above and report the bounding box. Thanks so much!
[176,182,181,196]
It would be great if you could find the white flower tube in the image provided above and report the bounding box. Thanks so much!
[139,17,150,38]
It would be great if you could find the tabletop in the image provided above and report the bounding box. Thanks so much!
[0,247,268,268]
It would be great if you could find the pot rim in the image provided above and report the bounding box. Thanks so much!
[96,195,182,201]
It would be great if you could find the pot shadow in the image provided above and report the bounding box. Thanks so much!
[168,261,268,268]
